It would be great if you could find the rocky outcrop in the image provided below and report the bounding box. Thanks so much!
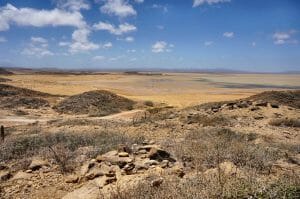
[63,141,182,199]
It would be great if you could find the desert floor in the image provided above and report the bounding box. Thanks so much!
[5,72,300,107]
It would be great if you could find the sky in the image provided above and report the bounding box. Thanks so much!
[0,0,299,72]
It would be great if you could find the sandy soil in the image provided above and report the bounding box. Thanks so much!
[3,73,300,107]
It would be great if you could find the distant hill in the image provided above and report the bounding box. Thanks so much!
[0,68,14,75]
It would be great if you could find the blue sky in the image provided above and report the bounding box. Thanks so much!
[0,0,299,72]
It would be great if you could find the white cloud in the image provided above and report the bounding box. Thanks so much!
[93,55,105,61]
[204,41,213,46]
[22,36,54,57]
[0,36,7,42]
[223,32,234,38]
[59,41,71,46]
[122,36,134,42]
[100,0,136,18]
[151,41,174,53]
[31,36,48,43]
[152,4,168,13]
[93,21,136,35]
[135,0,144,3]
[69,28,99,53]
[251,42,256,47]
[55,0,90,11]
[273,30,298,45]
[127,49,136,53]
[0,4,86,31]
[193,0,231,7]
[103,42,113,49]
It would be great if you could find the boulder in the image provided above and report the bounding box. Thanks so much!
[65,175,79,183]
[255,101,268,107]
[271,104,279,108]
[148,147,174,162]
[80,162,95,176]
[29,158,49,171]
[85,167,105,180]
[11,171,32,181]
[118,152,129,157]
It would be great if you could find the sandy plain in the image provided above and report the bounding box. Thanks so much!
[4,72,300,107]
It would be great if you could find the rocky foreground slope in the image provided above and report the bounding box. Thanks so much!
[0,87,299,198]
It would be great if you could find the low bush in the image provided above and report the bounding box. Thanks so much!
[172,128,282,173]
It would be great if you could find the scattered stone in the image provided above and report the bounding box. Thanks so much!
[161,160,169,168]
[250,106,260,111]
[271,104,279,108]
[255,101,268,107]
[80,162,95,176]
[254,116,264,120]
[0,170,12,181]
[144,159,159,167]
[148,147,174,162]
[11,171,32,181]
[118,152,129,157]
[85,167,105,180]
[0,164,9,170]
[29,158,49,171]
[65,175,79,183]
[151,177,163,187]
[237,101,249,108]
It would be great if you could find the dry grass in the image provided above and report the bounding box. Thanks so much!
[171,128,284,173]
[183,114,231,126]
[108,173,300,199]
[269,118,300,127]
[0,130,142,163]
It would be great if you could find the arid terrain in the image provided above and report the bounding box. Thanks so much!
[0,68,300,199]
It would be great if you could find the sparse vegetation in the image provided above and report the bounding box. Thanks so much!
[0,131,142,162]
[53,90,135,116]
[184,114,231,126]
[269,118,300,127]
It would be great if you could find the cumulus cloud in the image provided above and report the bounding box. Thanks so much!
[0,4,86,31]
[273,30,298,45]
[55,0,90,11]
[193,0,231,7]
[118,36,134,42]
[151,41,174,53]
[0,36,7,42]
[59,41,71,46]
[22,36,54,57]
[93,21,136,35]
[93,55,105,61]
[223,32,234,38]
[69,28,100,53]
[100,0,136,18]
